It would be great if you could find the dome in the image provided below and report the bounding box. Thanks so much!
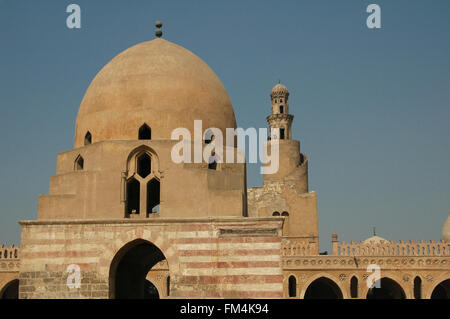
[74,38,236,147]
[362,235,388,244]
[443,216,450,242]
[270,82,289,98]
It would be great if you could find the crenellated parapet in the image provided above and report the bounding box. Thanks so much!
[332,239,450,257]
[282,239,319,256]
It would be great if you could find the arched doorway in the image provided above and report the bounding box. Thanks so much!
[304,277,343,299]
[0,279,19,299]
[366,277,405,299]
[430,279,450,299]
[109,239,166,299]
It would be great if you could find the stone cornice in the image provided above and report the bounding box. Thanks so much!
[19,216,285,226]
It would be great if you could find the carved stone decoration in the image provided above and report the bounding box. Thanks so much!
[426,275,433,282]
[339,274,347,281]
[402,275,410,282]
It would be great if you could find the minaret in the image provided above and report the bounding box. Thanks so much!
[261,82,318,249]
[264,82,308,193]
[267,82,294,141]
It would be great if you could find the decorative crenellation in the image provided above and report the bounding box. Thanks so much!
[281,240,318,256]
[0,245,19,260]
[332,240,450,257]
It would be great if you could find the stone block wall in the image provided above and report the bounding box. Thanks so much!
[18,217,284,299]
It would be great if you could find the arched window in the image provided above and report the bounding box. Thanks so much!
[166,276,170,297]
[281,211,289,217]
[280,105,284,114]
[350,276,358,298]
[414,276,422,299]
[84,132,92,145]
[138,124,151,140]
[280,128,285,140]
[126,178,140,214]
[137,153,151,178]
[204,129,214,144]
[75,155,84,171]
[288,275,296,297]
[147,178,160,215]
[272,211,280,216]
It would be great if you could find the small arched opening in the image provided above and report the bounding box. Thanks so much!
[75,155,84,171]
[280,128,285,140]
[350,276,358,298]
[279,105,284,114]
[126,178,140,215]
[84,132,92,145]
[272,211,280,216]
[281,211,289,217]
[0,279,19,299]
[414,276,422,299]
[147,178,160,215]
[288,275,297,297]
[138,124,151,140]
[366,277,406,299]
[109,239,166,299]
[204,129,214,144]
[304,277,343,299]
[430,279,450,299]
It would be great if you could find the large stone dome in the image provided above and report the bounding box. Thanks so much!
[443,216,450,242]
[74,38,236,147]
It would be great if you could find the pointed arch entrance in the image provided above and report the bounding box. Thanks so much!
[0,279,19,299]
[430,279,450,299]
[109,239,167,299]
[366,277,405,299]
[304,277,343,299]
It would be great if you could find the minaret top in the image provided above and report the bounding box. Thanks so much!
[267,81,293,140]
[271,82,289,99]
[155,20,163,38]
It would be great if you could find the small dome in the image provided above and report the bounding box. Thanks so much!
[271,82,289,98]
[74,38,236,147]
[443,216,450,242]
[362,235,388,244]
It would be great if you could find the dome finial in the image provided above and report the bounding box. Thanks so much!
[155,20,163,38]
[373,226,376,236]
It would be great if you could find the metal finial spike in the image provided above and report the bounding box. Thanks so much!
[155,20,163,38]
[278,79,281,84]
[373,226,376,236]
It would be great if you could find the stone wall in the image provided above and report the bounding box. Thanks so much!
[18,217,284,299]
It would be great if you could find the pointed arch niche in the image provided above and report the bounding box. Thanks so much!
[138,123,151,140]
[124,146,161,218]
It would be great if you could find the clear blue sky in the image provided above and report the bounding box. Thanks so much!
[1,0,449,252]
